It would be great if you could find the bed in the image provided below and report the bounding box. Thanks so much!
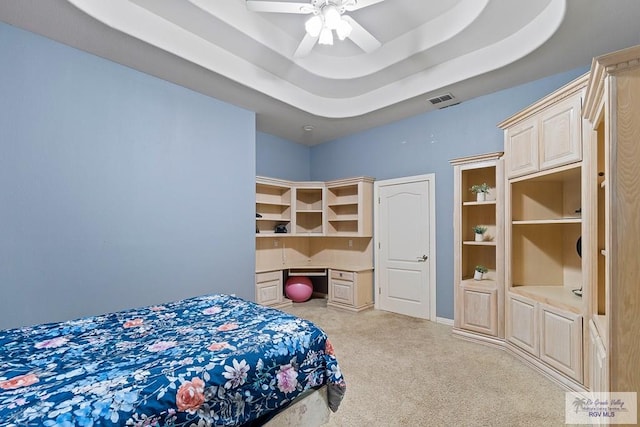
[0,294,345,426]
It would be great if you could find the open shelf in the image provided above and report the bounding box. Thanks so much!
[510,285,583,314]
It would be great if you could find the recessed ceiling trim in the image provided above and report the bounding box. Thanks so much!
[66,0,566,119]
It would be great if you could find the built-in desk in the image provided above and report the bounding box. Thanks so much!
[255,264,374,312]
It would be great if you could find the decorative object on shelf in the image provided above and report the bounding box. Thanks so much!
[474,265,488,281]
[285,276,313,302]
[572,236,583,297]
[470,183,490,201]
[274,224,288,233]
[473,225,487,242]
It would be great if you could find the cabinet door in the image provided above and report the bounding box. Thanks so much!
[255,271,282,306]
[460,286,498,336]
[506,118,538,178]
[329,278,354,305]
[539,304,583,382]
[539,94,583,171]
[588,320,608,392]
[507,294,538,356]
[329,270,355,305]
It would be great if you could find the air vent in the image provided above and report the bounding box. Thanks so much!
[427,93,455,105]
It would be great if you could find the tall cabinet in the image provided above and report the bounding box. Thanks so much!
[451,152,504,340]
[499,74,589,387]
[582,45,640,405]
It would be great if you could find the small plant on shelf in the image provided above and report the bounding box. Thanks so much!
[470,183,490,201]
[473,225,487,241]
[474,265,488,281]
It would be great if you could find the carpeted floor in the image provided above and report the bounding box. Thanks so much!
[283,298,567,427]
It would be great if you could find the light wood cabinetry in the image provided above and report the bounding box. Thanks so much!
[325,177,374,236]
[504,76,586,178]
[506,293,583,382]
[255,270,291,308]
[294,184,324,235]
[500,74,589,387]
[451,152,504,340]
[256,177,292,235]
[583,45,640,405]
[255,177,374,309]
[327,269,373,312]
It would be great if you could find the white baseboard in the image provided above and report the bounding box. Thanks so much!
[436,316,454,326]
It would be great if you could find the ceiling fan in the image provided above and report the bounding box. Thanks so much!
[246,0,384,58]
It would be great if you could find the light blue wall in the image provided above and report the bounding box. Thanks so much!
[310,67,589,320]
[0,22,256,329]
[256,132,311,181]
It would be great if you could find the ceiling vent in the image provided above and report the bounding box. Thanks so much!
[428,93,455,106]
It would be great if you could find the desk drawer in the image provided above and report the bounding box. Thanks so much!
[256,270,281,284]
[330,270,354,281]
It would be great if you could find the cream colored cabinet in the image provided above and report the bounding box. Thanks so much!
[327,269,373,312]
[459,285,498,336]
[256,177,292,235]
[325,177,374,237]
[539,303,583,382]
[502,76,587,179]
[450,152,504,340]
[588,320,608,392]
[501,74,589,386]
[506,293,538,356]
[506,294,583,382]
[294,183,324,235]
[583,45,640,401]
[255,270,290,308]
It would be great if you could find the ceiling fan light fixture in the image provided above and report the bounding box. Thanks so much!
[323,5,341,30]
[318,26,334,45]
[305,15,323,37]
[336,18,352,40]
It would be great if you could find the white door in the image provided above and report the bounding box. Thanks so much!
[375,175,436,320]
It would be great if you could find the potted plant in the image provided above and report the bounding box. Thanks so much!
[473,225,487,242]
[474,265,488,280]
[470,183,490,202]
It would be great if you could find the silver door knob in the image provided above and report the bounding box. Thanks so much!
[417,254,428,261]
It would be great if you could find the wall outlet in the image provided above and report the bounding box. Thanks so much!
[273,240,279,247]
[348,239,353,248]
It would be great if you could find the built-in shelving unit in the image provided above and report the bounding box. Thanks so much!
[582,45,640,402]
[255,177,375,311]
[325,177,374,236]
[256,177,292,236]
[500,74,588,387]
[451,152,504,339]
[294,185,324,235]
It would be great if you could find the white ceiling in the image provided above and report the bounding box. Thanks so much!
[1,0,640,145]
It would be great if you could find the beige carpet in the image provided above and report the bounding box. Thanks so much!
[283,298,567,427]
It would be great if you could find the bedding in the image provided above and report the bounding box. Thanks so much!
[0,294,345,426]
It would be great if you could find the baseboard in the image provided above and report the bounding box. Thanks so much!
[436,317,454,326]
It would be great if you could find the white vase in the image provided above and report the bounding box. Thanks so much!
[475,232,484,242]
[476,192,486,202]
[474,270,483,281]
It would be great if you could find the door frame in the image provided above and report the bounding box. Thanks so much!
[373,174,437,321]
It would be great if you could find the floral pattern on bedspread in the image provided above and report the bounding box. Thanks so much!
[0,294,345,426]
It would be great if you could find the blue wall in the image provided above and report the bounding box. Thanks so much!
[256,132,311,181]
[310,67,588,320]
[0,22,256,329]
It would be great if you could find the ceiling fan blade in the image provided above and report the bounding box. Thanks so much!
[246,1,313,14]
[343,0,384,12]
[342,15,381,53]
[293,32,318,58]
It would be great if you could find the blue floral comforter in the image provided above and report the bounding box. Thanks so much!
[0,294,345,426]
